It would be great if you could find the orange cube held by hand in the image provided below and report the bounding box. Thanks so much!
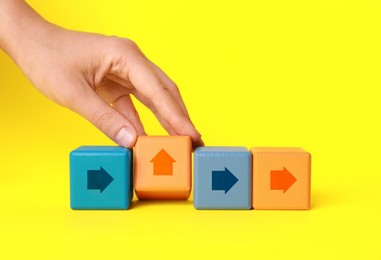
[134,136,192,200]
[251,147,311,210]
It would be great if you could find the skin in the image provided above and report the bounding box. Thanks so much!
[0,0,204,148]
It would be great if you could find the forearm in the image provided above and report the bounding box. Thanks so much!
[0,0,55,65]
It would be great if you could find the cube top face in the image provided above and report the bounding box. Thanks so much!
[195,146,249,153]
[70,146,132,209]
[134,136,192,199]
[251,147,311,210]
[72,146,129,153]
[251,147,308,153]
[194,146,252,209]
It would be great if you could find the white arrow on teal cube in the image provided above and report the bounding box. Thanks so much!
[194,147,252,209]
[70,146,133,209]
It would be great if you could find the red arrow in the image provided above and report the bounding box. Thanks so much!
[270,167,297,193]
[150,149,176,175]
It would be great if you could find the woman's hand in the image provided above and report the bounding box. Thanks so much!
[0,0,204,148]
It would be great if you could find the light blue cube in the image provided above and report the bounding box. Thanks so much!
[194,147,252,209]
[70,146,133,210]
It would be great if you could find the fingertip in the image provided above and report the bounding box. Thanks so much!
[116,127,137,148]
[192,136,205,150]
[198,137,205,147]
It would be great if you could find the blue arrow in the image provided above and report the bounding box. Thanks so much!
[212,167,239,194]
[87,167,114,193]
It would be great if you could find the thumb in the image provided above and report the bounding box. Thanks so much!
[72,90,137,148]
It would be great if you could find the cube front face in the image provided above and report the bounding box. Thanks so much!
[194,147,252,209]
[70,146,132,210]
[251,147,311,210]
[134,136,191,199]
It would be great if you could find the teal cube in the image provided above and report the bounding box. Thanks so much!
[194,147,252,209]
[70,146,133,209]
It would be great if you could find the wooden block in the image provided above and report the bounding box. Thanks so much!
[251,147,311,209]
[194,147,252,210]
[134,136,192,200]
[70,146,133,210]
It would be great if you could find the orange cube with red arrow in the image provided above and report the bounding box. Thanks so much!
[251,147,311,209]
[134,136,192,200]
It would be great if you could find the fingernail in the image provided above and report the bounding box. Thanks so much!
[116,127,134,147]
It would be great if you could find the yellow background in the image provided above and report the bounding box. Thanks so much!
[1,0,380,259]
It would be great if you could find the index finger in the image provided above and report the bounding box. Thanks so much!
[109,47,204,148]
